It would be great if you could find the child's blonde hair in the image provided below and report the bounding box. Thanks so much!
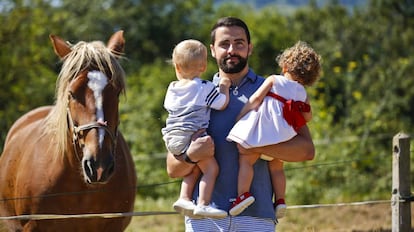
[172,39,207,77]
[277,41,321,86]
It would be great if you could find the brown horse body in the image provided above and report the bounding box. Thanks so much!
[0,31,137,232]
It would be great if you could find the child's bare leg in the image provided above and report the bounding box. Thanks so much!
[179,166,201,201]
[238,152,260,196]
[194,156,228,218]
[196,156,219,205]
[268,159,285,201]
[268,159,287,218]
[228,147,260,216]
[173,167,201,216]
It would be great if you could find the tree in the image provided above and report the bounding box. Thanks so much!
[2,0,414,203]
[0,0,57,147]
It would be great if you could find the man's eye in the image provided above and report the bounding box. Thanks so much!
[236,42,245,48]
[219,43,230,49]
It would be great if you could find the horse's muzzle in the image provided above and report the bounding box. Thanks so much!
[82,155,114,184]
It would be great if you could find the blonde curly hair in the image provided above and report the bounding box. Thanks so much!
[276,41,321,86]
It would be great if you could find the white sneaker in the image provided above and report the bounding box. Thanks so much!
[173,199,196,216]
[275,204,287,219]
[193,204,228,218]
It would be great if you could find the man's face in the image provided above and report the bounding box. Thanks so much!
[210,26,252,74]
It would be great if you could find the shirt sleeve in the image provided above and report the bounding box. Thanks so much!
[203,81,227,110]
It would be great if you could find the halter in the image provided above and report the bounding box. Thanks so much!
[67,104,118,161]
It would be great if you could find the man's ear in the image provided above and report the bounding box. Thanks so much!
[210,44,216,58]
[248,43,253,56]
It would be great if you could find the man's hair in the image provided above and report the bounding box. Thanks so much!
[210,16,251,45]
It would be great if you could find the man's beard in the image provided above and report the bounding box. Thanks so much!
[218,55,248,74]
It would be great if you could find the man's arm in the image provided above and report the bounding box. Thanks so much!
[166,131,215,178]
[242,125,315,162]
[302,97,312,122]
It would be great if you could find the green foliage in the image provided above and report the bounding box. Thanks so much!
[109,0,215,72]
[0,0,57,145]
[1,0,414,204]
[249,8,295,76]
[282,0,414,204]
[118,59,173,197]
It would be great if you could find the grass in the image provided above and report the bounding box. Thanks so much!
[126,197,414,232]
[125,196,184,232]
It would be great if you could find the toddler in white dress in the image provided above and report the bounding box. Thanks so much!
[227,41,321,219]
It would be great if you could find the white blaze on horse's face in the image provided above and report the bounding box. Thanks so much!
[87,70,108,149]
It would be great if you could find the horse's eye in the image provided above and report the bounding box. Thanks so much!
[69,91,81,102]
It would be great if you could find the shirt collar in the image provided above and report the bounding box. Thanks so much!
[213,68,258,85]
[245,69,258,83]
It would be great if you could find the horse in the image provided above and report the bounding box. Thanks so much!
[0,31,137,232]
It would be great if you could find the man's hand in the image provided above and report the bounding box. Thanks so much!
[166,129,215,178]
[186,129,215,162]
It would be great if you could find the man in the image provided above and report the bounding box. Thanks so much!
[166,16,315,231]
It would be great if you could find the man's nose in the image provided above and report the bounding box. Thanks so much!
[227,44,236,53]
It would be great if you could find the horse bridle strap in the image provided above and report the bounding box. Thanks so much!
[67,107,118,156]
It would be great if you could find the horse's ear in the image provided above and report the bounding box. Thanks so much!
[107,30,125,57]
[49,34,72,59]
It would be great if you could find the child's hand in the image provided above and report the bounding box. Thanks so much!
[219,77,232,88]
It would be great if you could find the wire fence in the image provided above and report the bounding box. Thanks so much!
[0,198,400,220]
[0,132,412,221]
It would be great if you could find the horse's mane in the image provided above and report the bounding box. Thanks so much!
[44,40,126,156]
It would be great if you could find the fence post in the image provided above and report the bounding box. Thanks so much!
[391,132,411,232]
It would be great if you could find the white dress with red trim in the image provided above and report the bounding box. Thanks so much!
[226,75,307,149]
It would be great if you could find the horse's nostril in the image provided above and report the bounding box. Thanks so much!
[100,155,115,182]
[83,159,96,182]
[108,160,115,176]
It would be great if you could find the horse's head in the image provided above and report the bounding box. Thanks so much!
[49,31,126,184]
